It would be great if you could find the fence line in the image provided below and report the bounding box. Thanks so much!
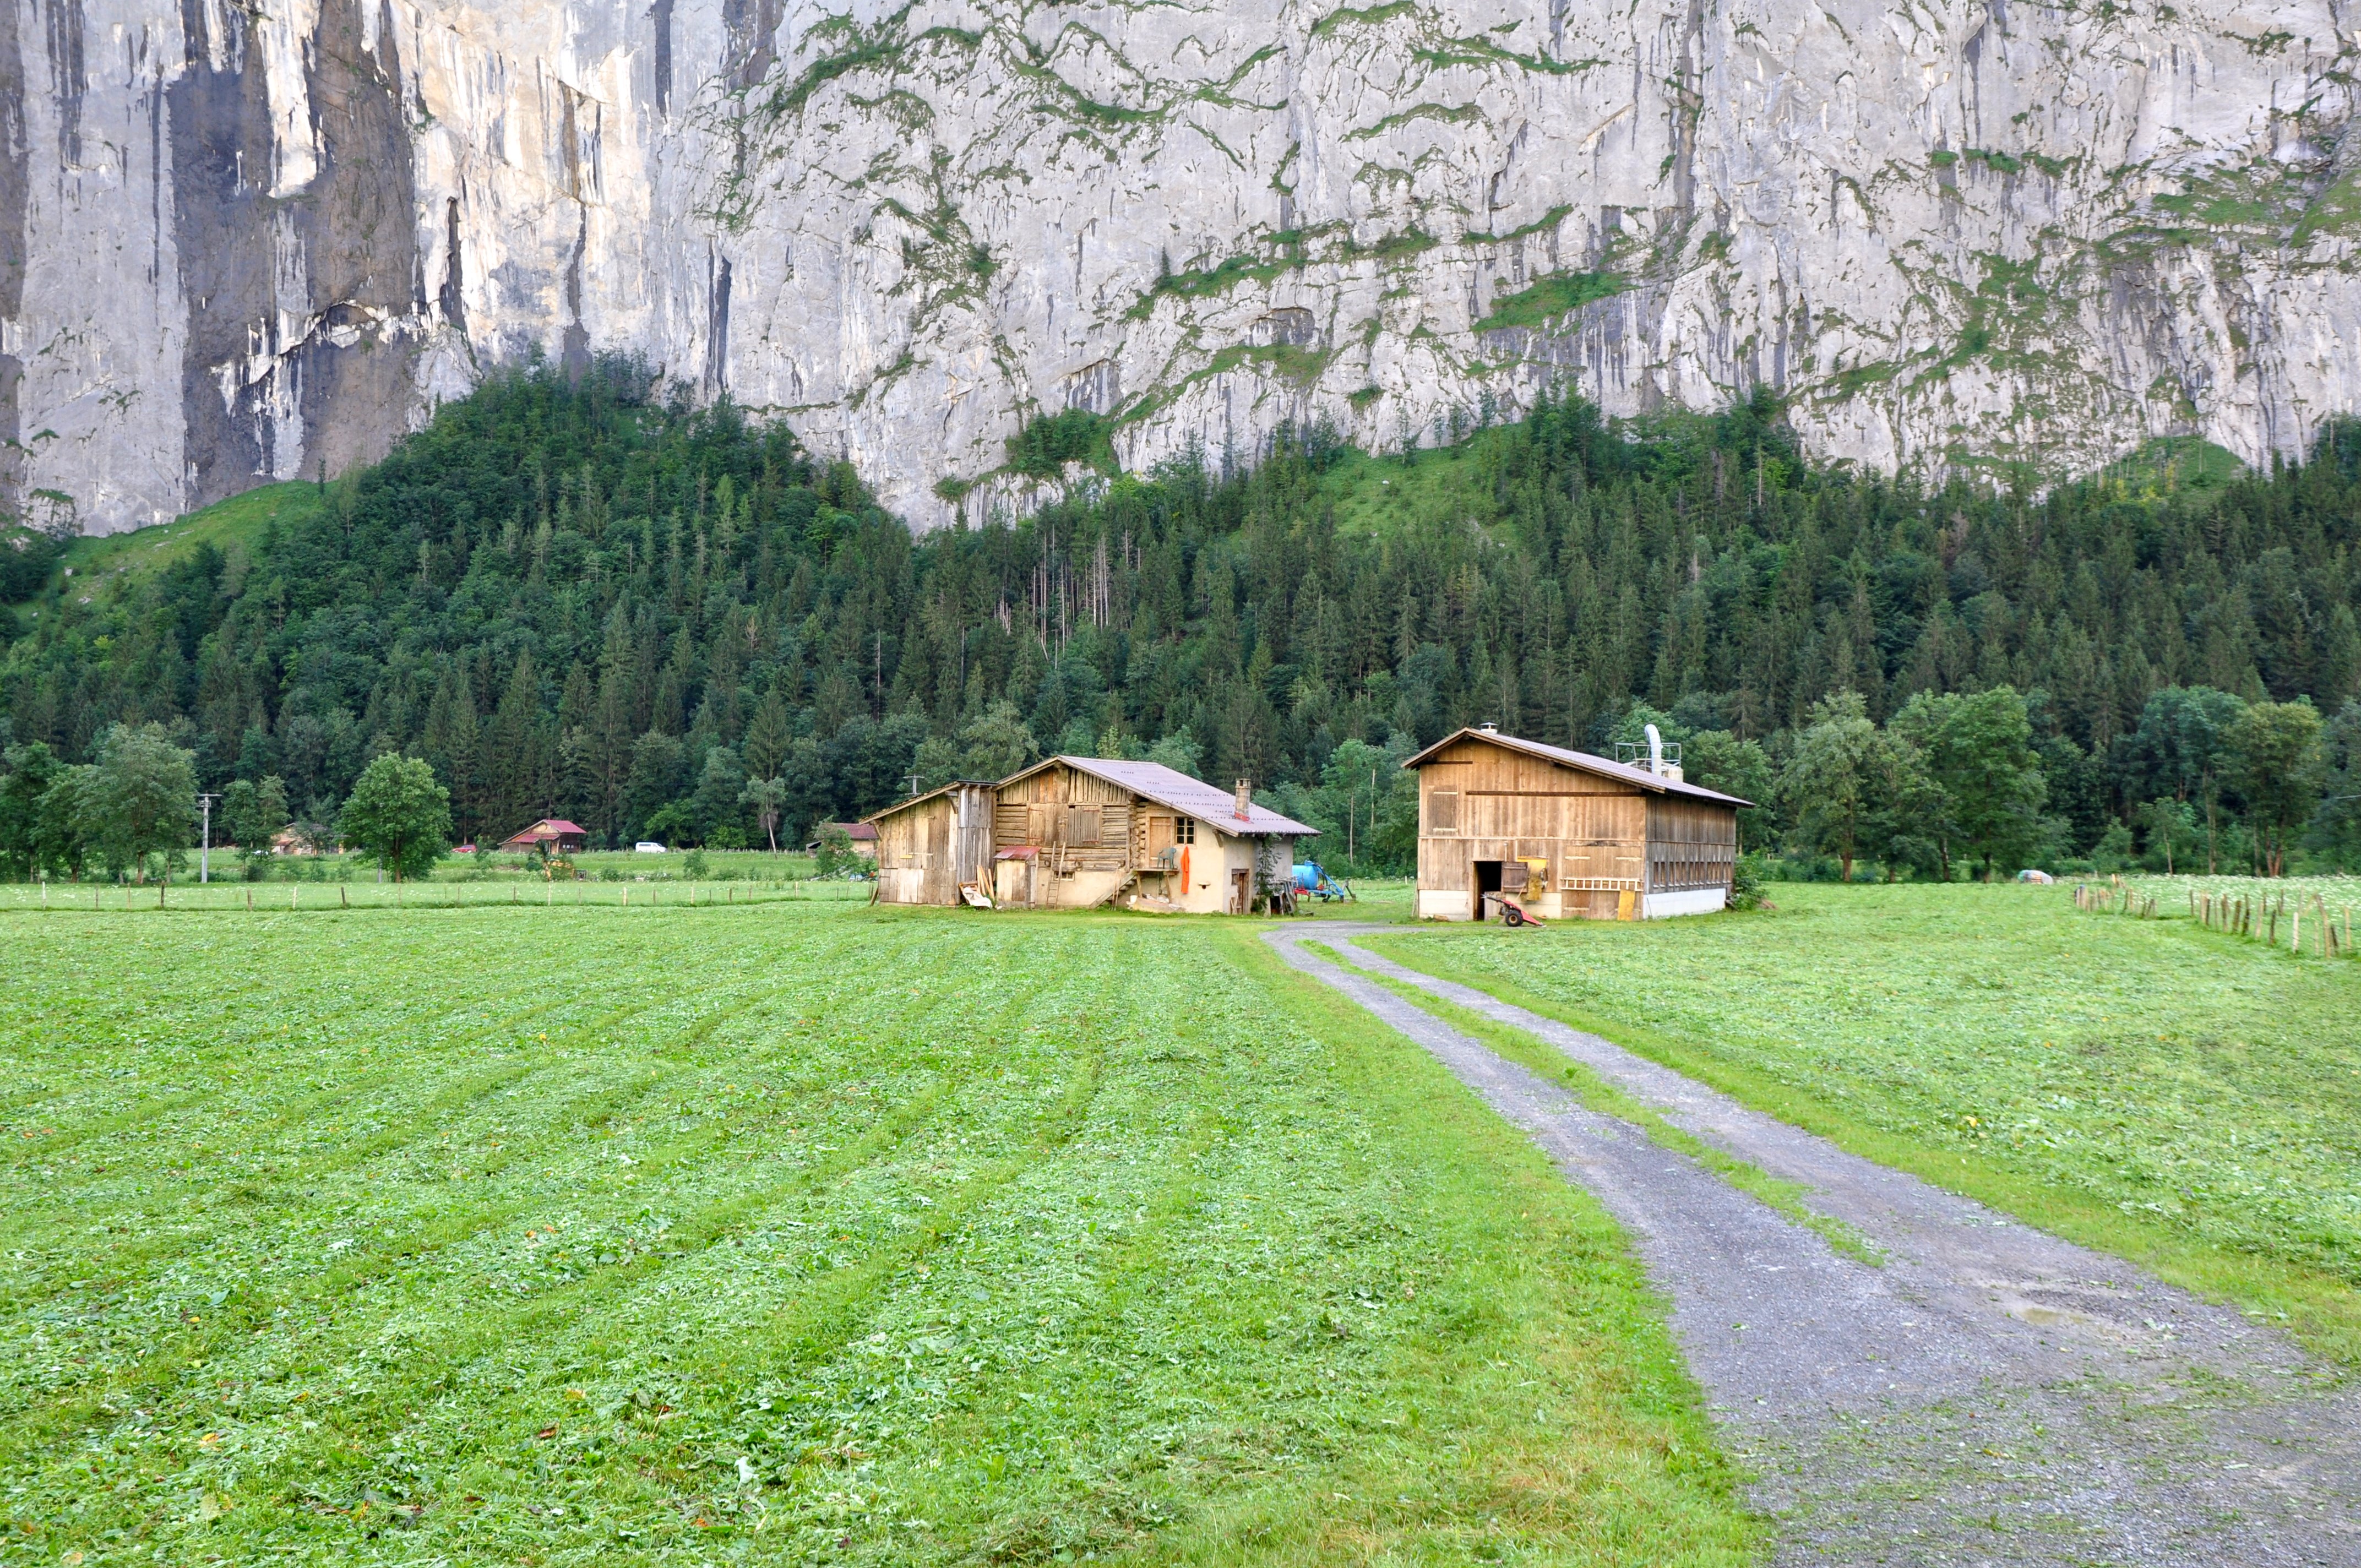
[2073,874,2355,960]
[0,878,875,916]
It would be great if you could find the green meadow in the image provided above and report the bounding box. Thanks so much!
[1366,881,2361,1362]
[0,903,1756,1566]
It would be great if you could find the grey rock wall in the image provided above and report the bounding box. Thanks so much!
[2,0,2355,535]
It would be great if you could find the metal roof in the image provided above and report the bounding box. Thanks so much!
[1001,756,1320,836]
[1400,727,1754,807]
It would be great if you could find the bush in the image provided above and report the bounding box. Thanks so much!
[812,823,868,878]
[1729,852,1767,911]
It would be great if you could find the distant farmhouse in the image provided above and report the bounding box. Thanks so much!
[866,757,1317,913]
[501,819,589,855]
[805,823,880,859]
[1404,727,1749,921]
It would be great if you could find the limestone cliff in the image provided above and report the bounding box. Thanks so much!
[3,0,2356,535]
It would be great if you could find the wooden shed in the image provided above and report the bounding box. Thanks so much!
[864,783,998,906]
[991,757,1318,913]
[1402,727,1750,921]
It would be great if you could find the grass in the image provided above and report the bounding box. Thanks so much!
[1311,439,1504,538]
[1360,883,2361,1365]
[37,484,323,602]
[1299,943,1883,1267]
[0,903,1761,1565]
[1471,272,1625,334]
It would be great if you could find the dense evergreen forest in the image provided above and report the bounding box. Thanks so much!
[3,360,2358,876]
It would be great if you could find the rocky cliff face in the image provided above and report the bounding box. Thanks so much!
[4,0,2357,535]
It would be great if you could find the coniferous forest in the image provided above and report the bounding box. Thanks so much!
[3,358,2359,878]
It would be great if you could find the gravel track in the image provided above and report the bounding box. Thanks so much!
[1266,924,2360,1565]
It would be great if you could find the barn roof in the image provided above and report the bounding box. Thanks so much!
[1400,728,1754,807]
[860,781,997,825]
[1001,756,1319,836]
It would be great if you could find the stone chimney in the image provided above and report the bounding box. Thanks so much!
[1233,780,1253,819]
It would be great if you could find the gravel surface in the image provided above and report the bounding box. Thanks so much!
[1267,925,2361,1565]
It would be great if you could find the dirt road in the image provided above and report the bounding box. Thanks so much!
[1267,925,2360,1565]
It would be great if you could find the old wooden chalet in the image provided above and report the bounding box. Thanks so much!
[864,758,1318,913]
[1402,726,1749,921]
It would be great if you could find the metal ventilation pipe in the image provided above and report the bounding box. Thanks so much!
[1645,722,1664,776]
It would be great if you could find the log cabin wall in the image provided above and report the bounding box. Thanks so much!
[990,762,1140,907]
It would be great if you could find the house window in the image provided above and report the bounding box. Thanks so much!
[1174,818,1196,845]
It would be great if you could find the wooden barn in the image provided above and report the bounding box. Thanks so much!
[1402,726,1749,921]
[864,783,999,906]
[991,758,1317,913]
[865,758,1318,912]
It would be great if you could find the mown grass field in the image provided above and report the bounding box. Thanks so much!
[0,902,1758,1566]
[1365,883,2361,1362]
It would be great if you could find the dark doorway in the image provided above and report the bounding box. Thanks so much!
[1473,859,1503,921]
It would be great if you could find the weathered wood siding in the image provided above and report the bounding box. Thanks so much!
[873,784,999,906]
[1415,734,1738,919]
[1417,736,1650,918]
[1645,796,1739,892]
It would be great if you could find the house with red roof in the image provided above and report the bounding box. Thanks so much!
[500,819,589,854]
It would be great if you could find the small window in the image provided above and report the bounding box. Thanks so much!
[1428,789,1459,834]
[1175,817,1196,845]
[1069,805,1102,845]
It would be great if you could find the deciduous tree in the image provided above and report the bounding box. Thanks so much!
[338,753,453,882]
[78,725,199,883]
[2224,700,2324,877]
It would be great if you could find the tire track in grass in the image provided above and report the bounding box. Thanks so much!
[0,947,931,1451]
[1,1054,988,1537]
[4,924,1041,1532]
[247,1021,1098,1534]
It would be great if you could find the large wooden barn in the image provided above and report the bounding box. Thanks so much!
[1402,726,1749,921]
[863,758,1318,913]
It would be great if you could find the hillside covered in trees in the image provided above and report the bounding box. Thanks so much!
[2,361,2357,878]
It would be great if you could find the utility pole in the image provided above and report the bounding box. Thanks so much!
[198,792,221,884]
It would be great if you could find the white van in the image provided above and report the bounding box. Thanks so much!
[634,841,667,854]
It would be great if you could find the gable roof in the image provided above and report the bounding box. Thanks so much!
[999,756,1319,836]
[859,781,997,825]
[504,818,587,840]
[1401,728,1753,807]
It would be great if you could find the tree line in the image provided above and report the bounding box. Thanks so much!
[2,357,2357,881]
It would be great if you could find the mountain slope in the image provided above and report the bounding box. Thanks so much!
[3,367,2356,869]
